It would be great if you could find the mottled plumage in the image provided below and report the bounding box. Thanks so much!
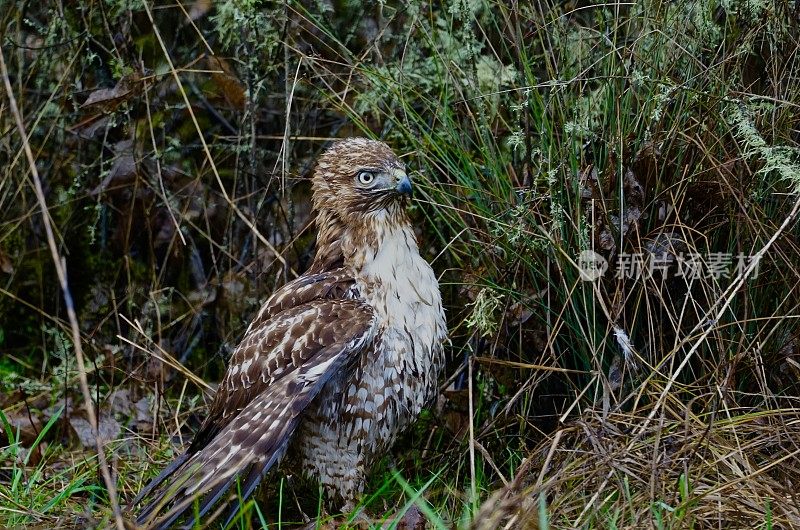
[132,138,447,528]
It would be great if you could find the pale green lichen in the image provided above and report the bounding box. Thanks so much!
[728,102,800,194]
[465,287,504,338]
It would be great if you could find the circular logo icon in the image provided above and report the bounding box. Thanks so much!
[577,250,608,281]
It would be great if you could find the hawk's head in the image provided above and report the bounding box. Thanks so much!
[312,138,411,224]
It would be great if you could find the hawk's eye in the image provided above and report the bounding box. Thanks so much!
[356,171,376,186]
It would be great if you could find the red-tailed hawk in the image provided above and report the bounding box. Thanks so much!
[132,138,447,528]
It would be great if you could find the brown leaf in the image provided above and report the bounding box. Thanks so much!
[208,56,246,110]
[69,414,120,448]
[507,301,533,326]
[621,167,644,232]
[596,167,646,253]
[0,250,13,274]
[437,385,470,438]
[632,141,661,193]
[135,396,155,432]
[80,72,141,112]
[90,140,138,196]
[70,114,111,141]
[82,88,125,108]
[389,505,427,530]
[5,412,42,445]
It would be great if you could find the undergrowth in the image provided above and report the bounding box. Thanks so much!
[1,0,799,528]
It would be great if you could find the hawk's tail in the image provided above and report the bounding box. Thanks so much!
[130,345,350,529]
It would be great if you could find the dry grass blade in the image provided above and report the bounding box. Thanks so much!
[475,403,800,528]
[635,195,800,439]
[0,48,126,530]
[140,0,296,278]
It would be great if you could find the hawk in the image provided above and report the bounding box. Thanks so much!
[132,138,447,528]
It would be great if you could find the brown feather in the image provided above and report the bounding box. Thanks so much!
[189,269,358,448]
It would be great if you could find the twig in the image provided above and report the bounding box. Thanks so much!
[634,194,800,436]
[467,351,478,510]
[141,1,297,278]
[0,48,126,530]
[117,315,212,394]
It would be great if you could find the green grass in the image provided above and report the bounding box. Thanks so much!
[0,407,111,527]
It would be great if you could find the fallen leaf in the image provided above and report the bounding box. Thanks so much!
[218,271,251,315]
[69,414,120,448]
[107,388,132,416]
[80,71,141,112]
[388,505,426,530]
[579,166,600,201]
[70,114,111,140]
[90,140,138,196]
[43,397,74,419]
[437,385,470,438]
[135,396,154,432]
[0,250,13,274]
[596,167,646,253]
[208,56,246,110]
[5,412,42,445]
[608,354,623,392]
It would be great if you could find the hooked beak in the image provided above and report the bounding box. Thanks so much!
[395,172,413,197]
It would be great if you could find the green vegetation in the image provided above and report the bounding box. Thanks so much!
[2,0,799,528]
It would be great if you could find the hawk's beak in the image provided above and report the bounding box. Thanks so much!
[395,173,413,197]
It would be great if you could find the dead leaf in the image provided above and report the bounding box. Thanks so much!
[596,167,645,253]
[69,414,120,448]
[642,231,687,278]
[437,385,470,438]
[621,167,644,234]
[43,397,74,419]
[218,271,251,315]
[608,354,623,392]
[598,227,616,252]
[507,301,534,326]
[208,56,246,110]
[135,396,154,432]
[579,166,600,201]
[632,140,661,193]
[387,505,426,530]
[107,388,132,416]
[5,412,42,445]
[70,114,111,140]
[90,140,138,196]
[0,250,13,274]
[80,71,141,112]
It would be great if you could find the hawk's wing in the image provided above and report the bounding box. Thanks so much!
[191,269,358,450]
[132,270,375,529]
